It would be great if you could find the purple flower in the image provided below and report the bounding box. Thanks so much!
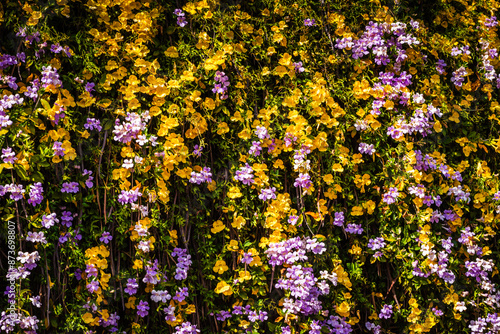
[174,321,200,334]
[1,147,17,164]
[259,187,276,201]
[212,71,230,100]
[137,301,149,318]
[359,142,376,155]
[27,182,43,206]
[164,305,176,322]
[117,188,142,205]
[293,62,305,73]
[383,187,399,204]
[174,9,185,16]
[368,237,386,251]
[485,16,498,28]
[61,182,79,193]
[189,167,213,184]
[451,66,468,87]
[83,169,94,188]
[333,212,344,226]
[172,248,192,280]
[41,65,62,88]
[151,289,172,303]
[379,304,393,319]
[41,213,59,229]
[294,173,312,189]
[288,215,299,226]
[304,19,316,27]
[173,287,189,302]
[113,111,151,144]
[345,223,363,234]
[240,252,253,264]
[84,118,102,131]
[193,145,203,157]
[177,17,188,27]
[26,231,47,244]
[84,82,95,95]
[100,231,113,244]
[432,307,443,316]
[61,211,73,227]
[234,163,254,185]
[125,278,138,295]
[85,264,98,278]
[86,281,99,293]
[255,126,270,139]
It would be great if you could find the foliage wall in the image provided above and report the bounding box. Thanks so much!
[1,0,500,333]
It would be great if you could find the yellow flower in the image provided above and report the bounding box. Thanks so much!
[348,245,362,256]
[125,297,136,309]
[232,216,246,229]
[227,187,242,199]
[238,270,252,281]
[362,200,376,214]
[323,174,334,185]
[211,220,225,234]
[336,302,350,317]
[332,163,344,172]
[186,304,196,314]
[82,312,98,325]
[227,240,239,251]
[164,46,179,58]
[132,259,143,270]
[351,206,364,216]
[214,281,233,295]
[213,260,229,274]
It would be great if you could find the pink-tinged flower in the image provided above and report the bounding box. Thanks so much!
[288,215,299,225]
[259,187,276,201]
[61,182,79,193]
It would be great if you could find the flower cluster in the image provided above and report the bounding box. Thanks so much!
[212,71,230,100]
[189,167,212,184]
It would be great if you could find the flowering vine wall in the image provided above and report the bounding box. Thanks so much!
[1,0,500,333]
